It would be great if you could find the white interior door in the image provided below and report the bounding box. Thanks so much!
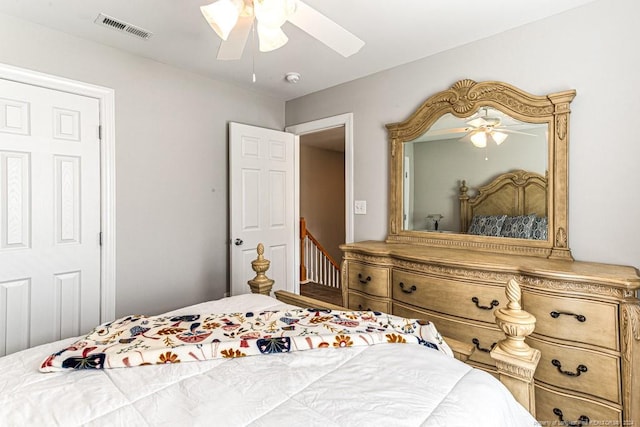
[229,122,297,296]
[0,78,101,356]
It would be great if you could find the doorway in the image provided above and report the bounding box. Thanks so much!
[286,113,354,304]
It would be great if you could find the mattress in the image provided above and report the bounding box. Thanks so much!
[0,294,537,426]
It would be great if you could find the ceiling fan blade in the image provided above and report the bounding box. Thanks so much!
[458,133,473,144]
[216,15,253,60]
[500,129,536,136]
[466,117,488,128]
[427,127,471,136]
[287,1,364,57]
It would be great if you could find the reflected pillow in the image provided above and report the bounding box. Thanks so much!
[531,216,548,240]
[500,214,537,239]
[468,215,507,236]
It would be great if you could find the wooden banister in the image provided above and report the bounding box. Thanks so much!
[305,229,340,270]
[299,217,341,289]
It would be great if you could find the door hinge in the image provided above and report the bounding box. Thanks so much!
[99,232,103,246]
[98,125,102,140]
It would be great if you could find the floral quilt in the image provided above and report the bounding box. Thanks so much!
[40,308,451,372]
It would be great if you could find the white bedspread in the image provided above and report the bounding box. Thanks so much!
[0,294,538,426]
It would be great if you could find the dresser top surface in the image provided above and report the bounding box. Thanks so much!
[341,241,640,290]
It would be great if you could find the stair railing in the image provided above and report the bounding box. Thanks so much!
[300,217,341,289]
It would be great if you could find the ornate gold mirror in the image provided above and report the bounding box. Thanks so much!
[386,79,576,259]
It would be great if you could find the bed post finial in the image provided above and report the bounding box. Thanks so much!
[490,278,540,417]
[459,179,470,232]
[247,243,274,296]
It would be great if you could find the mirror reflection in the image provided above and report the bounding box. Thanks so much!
[403,107,547,234]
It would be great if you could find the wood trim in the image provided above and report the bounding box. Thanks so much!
[274,290,347,311]
[621,300,640,424]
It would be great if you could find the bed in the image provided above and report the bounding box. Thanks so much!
[0,246,539,426]
[459,169,548,240]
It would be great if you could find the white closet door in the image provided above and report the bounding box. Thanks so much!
[0,78,101,356]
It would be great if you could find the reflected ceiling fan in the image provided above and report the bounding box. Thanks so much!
[200,0,365,60]
[429,108,535,148]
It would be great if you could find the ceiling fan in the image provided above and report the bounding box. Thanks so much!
[200,0,365,60]
[427,108,535,148]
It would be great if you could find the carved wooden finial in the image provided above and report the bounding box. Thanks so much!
[494,279,536,358]
[505,278,522,311]
[490,278,540,416]
[247,243,274,296]
[459,179,468,195]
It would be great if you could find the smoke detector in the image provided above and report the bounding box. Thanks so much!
[285,72,301,84]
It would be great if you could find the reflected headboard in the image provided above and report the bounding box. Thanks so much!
[459,170,547,233]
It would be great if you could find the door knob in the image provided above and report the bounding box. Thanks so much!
[234,238,243,246]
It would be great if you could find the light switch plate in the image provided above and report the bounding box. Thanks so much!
[355,200,367,215]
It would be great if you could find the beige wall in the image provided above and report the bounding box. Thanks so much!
[299,145,345,264]
[286,0,640,268]
[0,13,284,317]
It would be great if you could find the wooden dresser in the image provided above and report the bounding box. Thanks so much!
[341,241,640,426]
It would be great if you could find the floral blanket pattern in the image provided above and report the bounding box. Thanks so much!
[40,308,451,372]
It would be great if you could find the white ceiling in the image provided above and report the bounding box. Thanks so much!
[0,0,596,101]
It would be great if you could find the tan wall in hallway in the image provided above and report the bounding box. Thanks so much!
[300,145,345,265]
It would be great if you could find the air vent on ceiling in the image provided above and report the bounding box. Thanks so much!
[94,13,153,40]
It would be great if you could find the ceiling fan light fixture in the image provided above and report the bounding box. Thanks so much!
[257,23,289,52]
[201,0,244,41]
[470,131,487,148]
[491,131,508,145]
[254,0,297,28]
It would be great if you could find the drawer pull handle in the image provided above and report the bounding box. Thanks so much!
[357,304,372,311]
[471,297,499,310]
[357,274,372,284]
[553,408,589,427]
[551,359,588,377]
[550,311,587,322]
[471,338,497,353]
[399,282,417,294]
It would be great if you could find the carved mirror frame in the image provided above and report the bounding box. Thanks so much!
[386,79,576,259]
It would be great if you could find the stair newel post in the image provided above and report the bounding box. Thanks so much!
[300,217,307,282]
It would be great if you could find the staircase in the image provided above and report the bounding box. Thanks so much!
[300,217,341,290]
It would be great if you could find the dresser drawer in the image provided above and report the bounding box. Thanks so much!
[346,262,390,297]
[347,292,391,313]
[535,383,622,426]
[529,336,621,403]
[392,269,506,324]
[393,302,504,367]
[523,291,619,350]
